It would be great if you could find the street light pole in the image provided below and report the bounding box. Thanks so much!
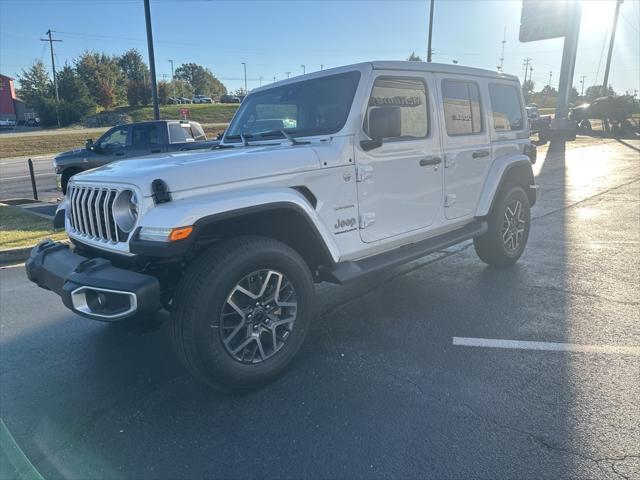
[602,0,623,96]
[286,71,291,79]
[143,0,160,120]
[427,0,434,62]
[301,64,306,75]
[241,62,247,93]
[168,59,176,99]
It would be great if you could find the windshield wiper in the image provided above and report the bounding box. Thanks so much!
[257,129,309,145]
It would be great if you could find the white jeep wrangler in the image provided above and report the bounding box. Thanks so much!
[27,61,537,391]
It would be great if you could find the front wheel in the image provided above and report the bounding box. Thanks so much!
[170,236,315,392]
[474,184,531,267]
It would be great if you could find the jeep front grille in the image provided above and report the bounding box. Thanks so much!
[67,185,123,243]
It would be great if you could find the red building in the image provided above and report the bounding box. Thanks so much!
[0,74,32,122]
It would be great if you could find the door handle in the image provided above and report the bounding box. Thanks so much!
[419,157,442,166]
[472,150,490,159]
[114,152,125,157]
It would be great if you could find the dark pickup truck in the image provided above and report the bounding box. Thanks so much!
[54,120,218,193]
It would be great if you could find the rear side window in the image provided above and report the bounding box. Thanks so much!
[442,80,483,135]
[131,124,161,147]
[364,77,429,140]
[168,123,193,143]
[489,84,524,131]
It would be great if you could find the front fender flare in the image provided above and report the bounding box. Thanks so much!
[135,187,340,263]
[475,154,535,217]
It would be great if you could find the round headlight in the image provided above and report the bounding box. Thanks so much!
[113,190,138,233]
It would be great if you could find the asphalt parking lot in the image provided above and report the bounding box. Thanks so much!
[1,136,639,479]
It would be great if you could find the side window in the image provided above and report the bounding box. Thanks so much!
[168,123,187,143]
[364,77,428,140]
[489,84,524,131]
[99,126,128,149]
[190,123,206,141]
[442,80,483,136]
[131,124,161,147]
[181,124,195,141]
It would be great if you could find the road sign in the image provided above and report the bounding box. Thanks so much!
[519,0,571,42]
[179,108,190,118]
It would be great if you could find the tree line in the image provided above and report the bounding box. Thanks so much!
[18,49,227,126]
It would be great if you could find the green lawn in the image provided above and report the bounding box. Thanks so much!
[106,103,239,123]
[0,205,67,250]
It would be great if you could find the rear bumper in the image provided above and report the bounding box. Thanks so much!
[25,240,161,322]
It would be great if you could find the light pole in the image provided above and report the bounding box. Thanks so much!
[259,76,263,87]
[320,64,324,71]
[301,64,306,75]
[580,75,586,96]
[427,0,434,62]
[286,71,291,79]
[241,62,247,94]
[273,76,276,83]
[168,59,176,99]
[143,0,160,120]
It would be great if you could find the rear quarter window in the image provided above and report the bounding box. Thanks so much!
[489,84,525,131]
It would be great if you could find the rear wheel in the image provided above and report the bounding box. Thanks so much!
[170,236,315,391]
[474,184,531,267]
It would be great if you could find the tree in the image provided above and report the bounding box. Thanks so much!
[174,63,227,100]
[570,86,580,104]
[407,52,423,61]
[118,49,148,81]
[540,85,557,96]
[75,51,126,108]
[126,79,151,106]
[17,60,51,105]
[585,85,616,102]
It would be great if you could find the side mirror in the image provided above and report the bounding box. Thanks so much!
[361,106,402,151]
[85,138,94,150]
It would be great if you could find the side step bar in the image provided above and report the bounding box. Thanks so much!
[320,219,488,285]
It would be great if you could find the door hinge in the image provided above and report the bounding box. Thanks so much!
[444,155,455,169]
[445,194,457,207]
[356,165,374,182]
[359,212,376,229]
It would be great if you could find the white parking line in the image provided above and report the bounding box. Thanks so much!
[452,337,640,356]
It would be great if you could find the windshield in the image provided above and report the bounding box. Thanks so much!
[225,71,361,142]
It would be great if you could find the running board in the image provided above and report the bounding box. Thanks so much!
[319,219,488,285]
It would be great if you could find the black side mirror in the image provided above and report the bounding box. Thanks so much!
[361,106,402,151]
[85,138,94,150]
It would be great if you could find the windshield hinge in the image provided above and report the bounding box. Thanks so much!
[356,165,374,182]
[359,212,376,229]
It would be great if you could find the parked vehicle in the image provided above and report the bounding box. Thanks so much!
[53,120,216,193]
[178,97,192,104]
[27,61,537,391]
[570,95,639,133]
[25,117,41,127]
[220,94,241,104]
[192,94,213,104]
[526,105,539,119]
[0,118,17,128]
[526,106,551,137]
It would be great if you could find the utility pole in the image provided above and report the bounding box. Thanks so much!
[273,76,276,83]
[548,71,553,87]
[320,64,324,71]
[285,71,291,79]
[40,29,61,126]
[602,0,623,96]
[427,0,434,62]
[301,64,306,75]
[522,58,532,84]
[143,0,159,120]
[168,59,176,99]
[241,62,247,93]
[259,76,263,87]
[498,26,506,72]
[580,75,586,96]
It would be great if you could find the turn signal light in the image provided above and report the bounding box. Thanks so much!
[169,226,193,242]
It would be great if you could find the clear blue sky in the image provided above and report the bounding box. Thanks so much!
[1,0,638,95]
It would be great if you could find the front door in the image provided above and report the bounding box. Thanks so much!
[96,125,130,166]
[355,73,443,243]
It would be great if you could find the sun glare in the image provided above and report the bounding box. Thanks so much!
[581,0,616,33]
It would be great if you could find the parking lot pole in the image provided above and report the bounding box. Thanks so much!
[144,0,160,120]
[27,159,38,201]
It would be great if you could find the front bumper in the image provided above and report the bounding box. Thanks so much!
[25,240,161,321]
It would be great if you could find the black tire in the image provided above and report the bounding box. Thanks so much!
[170,236,315,392]
[474,184,531,267]
[61,168,81,194]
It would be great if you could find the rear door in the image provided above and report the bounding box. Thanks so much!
[355,72,443,243]
[128,123,165,157]
[436,76,492,219]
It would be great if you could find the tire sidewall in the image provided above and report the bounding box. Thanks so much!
[189,243,314,387]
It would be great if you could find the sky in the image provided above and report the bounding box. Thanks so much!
[0,0,638,96]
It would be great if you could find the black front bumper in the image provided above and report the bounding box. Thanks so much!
[25,240,161,321]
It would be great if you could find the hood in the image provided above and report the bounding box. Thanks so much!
[72,143,322,196]
[56,147,90,160]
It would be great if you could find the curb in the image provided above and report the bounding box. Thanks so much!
[0,240,70,267]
